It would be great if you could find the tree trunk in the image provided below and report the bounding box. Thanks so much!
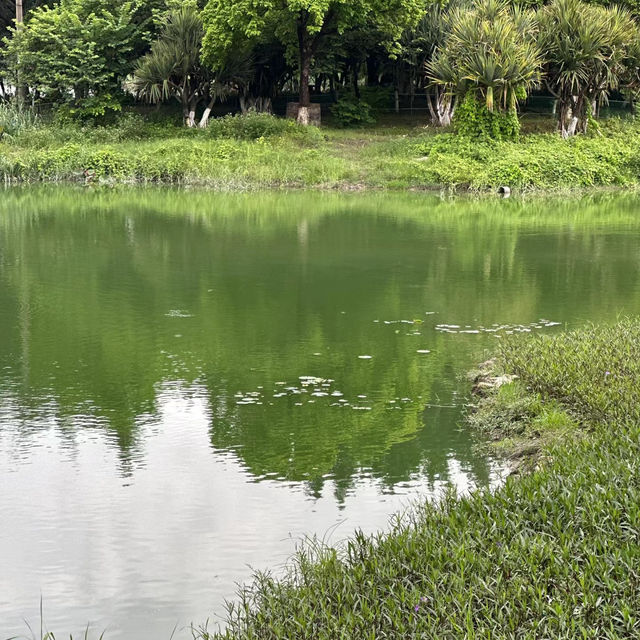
[260,97,273,114]
[558,95,583,138]
[427,92,437,123]
[566,116,579,137]
[296,12,313,125]
[330,75,338,102]
[198,97,215,128]
[15,0,26,106]
[298,44,311,108]
[427,88,454,127]
[297,49,312,124]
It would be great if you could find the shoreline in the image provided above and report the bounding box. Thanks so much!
[3,115,640,194]
[4,176,640,196]
[196,319,640,639]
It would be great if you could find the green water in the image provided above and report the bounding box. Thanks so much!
[1,188,640,638]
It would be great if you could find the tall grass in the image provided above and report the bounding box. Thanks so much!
[197,319,640,640]
[3,112,640,190]
[0,103,39,138]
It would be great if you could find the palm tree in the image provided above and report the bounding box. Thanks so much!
[539,0,638,137]
[131,6,209,127]
[427,0,542,135]
[410,1,458,126]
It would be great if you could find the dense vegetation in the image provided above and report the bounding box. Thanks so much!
[1,0,640,136]
[3,111,640,190]
[0,0,640,187]
[189,320,640,639]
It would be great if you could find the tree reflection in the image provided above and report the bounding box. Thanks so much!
[1,187,640,495]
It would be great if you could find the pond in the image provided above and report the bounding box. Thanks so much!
[1,188,640,639]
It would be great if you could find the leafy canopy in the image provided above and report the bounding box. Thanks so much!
[200,0,424,71]
[4,0,145,104]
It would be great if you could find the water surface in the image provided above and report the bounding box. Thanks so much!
[1,188,640,638]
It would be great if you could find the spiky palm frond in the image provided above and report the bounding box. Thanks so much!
[130,6,205,104]
[540,0,638,103]
[428,0,542,111]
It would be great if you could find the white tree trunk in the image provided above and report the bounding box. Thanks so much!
[297,106,310,125]
[198,107,212,128]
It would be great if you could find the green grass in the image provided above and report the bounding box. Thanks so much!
[194,319,640,640]
[3,111,640,191]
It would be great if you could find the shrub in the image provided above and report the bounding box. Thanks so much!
[454,92,520,141]
[84,148,130,178]
[206,112,302,140]
[330,96,375,128]
[55,93,123,124]
[359,86,394,114]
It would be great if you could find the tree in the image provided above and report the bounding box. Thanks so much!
[4,0,144,116]
[538,0,638,137]
[131,5,208,126]
[399,1,459,127]
[131,5,255,127]
[200,0,424,124]
[428,0,542,139]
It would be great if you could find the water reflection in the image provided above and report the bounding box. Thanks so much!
[1,187,640,637]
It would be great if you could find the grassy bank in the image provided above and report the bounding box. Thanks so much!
[195,320,640,639]
[3,112,640,191]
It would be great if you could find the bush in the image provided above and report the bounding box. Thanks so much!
[55,93,123,124]
[330,95,375,128]
[84,147,130,178]
[412,117,640,189]
[454,92,520,141]
[206,112,307,140]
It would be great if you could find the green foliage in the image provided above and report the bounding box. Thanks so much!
[131,5,206,115]
[201,0,424,69]
[358,86,394,113]
[191,319,640,640]
[55,93,124,123]
[4,115,640,190]
[84,147,130,178]
[3,0,144,112]
[467,374,578,461]
[428,0,542,123]
[499,319,640,427]
[412,117,640,189]
[0,114,336,185]
[200,0,424,114]
[454,91,520,140]
[468,380,546,437]
[206,112,321,141]
[539,0,639,136]
[330,96,375,128]
[0,102,38,138]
